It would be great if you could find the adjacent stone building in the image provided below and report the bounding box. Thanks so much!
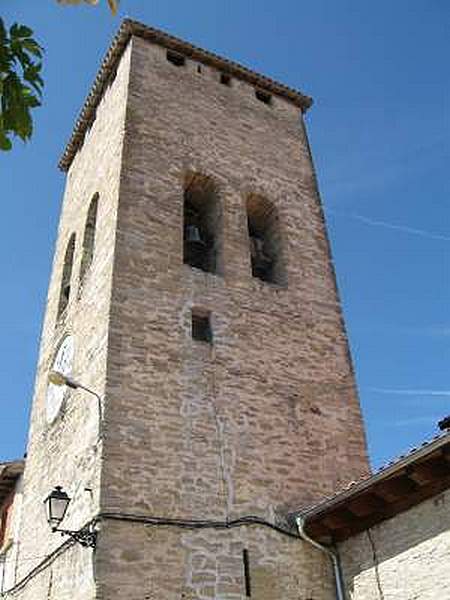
[0,461,24,594]
[1,17,448,600]
[297,432,450,599]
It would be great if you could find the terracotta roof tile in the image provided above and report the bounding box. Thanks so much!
[296,430,450,520]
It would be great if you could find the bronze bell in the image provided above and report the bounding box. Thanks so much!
[250,236,269,261]
[185,225,204,245]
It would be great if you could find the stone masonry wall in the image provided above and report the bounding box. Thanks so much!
[96,520,335,600]
[339,488,450,599]
[0,476,23,594]
[97,34,369,598]
[4,45,132,599]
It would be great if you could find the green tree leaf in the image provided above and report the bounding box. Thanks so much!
[56,0,119,15]
[0,18,44,151]
[1,2,116,152]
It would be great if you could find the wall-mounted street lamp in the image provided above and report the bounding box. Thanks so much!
[48,371,103,430]
[44,486,97,548]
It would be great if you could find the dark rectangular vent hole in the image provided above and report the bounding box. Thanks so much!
[243,549,251,597]
[167,50,185,67]
[255,89,272,105]
[220,73,231,86]
[192,312,212,343]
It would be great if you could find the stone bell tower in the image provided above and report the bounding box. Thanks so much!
[12,19,368,600]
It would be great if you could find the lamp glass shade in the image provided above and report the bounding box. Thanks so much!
[48,370,68,387]
[44,486,70,527]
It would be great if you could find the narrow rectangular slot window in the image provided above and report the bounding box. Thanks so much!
[255,89,272,105]
[220,73,231,86]
[191,312,212,343]
[243,549,251,597]
[166,50,185,67]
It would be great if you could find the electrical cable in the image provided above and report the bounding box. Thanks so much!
[366,528,385,600]
[0,511,298,596]
[96,511,299,539]
[0,537,76,597]
[0,553,63,565]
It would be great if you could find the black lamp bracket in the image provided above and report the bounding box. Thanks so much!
[53,524,97,549]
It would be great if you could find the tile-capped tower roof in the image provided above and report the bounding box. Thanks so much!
[58,18,313,172]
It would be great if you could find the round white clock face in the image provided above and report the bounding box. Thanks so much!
[46,335,74,424]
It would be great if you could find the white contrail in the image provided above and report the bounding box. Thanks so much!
[369,387,450,397]
[404,326,450,337]
[392,415,443,427]
[327,209,450,242]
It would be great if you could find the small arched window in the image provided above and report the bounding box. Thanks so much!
[183,173,223,275]
[79,193,99,286]
[246,194,286,286]
[57,234,76,319]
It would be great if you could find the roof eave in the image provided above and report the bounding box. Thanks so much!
[294,432,450,542]
[0,459,25,506]
[58,18,313,172]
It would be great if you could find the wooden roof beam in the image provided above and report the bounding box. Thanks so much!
[321,509,354,531]
[375,475,417,501]
[347,492,388,517]
[408,459,450,485]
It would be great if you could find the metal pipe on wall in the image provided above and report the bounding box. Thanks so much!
[296,516,346,600]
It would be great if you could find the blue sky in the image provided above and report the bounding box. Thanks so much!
[1,0,449,469]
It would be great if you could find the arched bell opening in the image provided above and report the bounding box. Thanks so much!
[183,173,223,275]
[246,194,287,286]
[57,233,76,319]
[79,193,99,287]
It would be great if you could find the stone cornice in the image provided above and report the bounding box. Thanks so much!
[58,18,313,172]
